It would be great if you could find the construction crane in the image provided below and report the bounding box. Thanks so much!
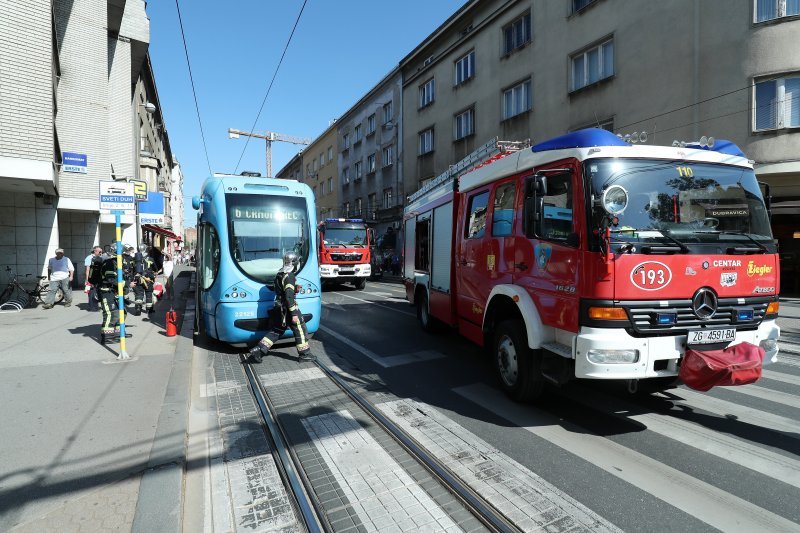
[228,128,312,178]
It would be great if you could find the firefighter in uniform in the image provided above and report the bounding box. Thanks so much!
[132,244,158,314]
[248,251,314,363]
[98,245,121,344]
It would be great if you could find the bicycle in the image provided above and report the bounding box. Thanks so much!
[0,267,64,310]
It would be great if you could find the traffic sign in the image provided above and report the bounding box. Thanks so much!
[131,180,148,201]
[99,181,135,214]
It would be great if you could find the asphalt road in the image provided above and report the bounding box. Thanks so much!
[316,279,800,533]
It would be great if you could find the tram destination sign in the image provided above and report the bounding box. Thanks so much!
[99,181,135,214]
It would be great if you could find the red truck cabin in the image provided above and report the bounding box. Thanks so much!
[404,129,780,401]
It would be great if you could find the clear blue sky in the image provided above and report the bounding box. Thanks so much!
[147,0,467,227]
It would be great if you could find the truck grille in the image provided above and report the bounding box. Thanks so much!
[626,297,770,334]
[330,253,362,261]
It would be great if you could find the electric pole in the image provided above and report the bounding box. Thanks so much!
[228,128,312,178]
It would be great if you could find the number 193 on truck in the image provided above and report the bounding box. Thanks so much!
[404,129,780,401]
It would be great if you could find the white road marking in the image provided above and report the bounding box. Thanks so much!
[330,292,416,317]
[258,367,325,387]
[378,398,621,532]
[721,383,800,409]
[667,388,800,437]
[761,368,800,386]
[323,302,347,313]
[302,409,460,532]
[455,383,800,533]
[568,389,800,489]
[774,355,800,369]
[317,326,443,368]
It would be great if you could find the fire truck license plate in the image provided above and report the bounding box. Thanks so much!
[687,328,736,345]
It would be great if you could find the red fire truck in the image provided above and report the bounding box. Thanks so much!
[404,129,780,401]
[318,218,372,289]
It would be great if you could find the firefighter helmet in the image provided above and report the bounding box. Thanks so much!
[281,251,300,273]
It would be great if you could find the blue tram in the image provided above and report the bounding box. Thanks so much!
[192,174,321,346]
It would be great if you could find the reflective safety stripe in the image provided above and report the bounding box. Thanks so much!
[297,342,310,351]
[284,284,295,290]
[289,305,299,312]
[259,338,274,348]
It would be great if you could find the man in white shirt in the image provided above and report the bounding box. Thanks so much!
[44,248,74,309]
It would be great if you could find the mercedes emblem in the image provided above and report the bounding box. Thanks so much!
[692,287,718,320]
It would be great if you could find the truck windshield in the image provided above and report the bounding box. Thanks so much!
[587,159,773,245]
[226,194,309,284]
[323,227,367,247]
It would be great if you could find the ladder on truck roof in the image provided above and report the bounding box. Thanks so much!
[408,137,529,204]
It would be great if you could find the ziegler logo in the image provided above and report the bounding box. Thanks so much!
[747,261,773,277]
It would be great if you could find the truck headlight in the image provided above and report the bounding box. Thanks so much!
[587,349,639,364]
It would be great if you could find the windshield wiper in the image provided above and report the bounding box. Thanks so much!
[245,248,279,253]
[692,230,768,254]
[610,228,689,254]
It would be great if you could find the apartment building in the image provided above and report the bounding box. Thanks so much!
[0,0,177,283]
[303,123,340,222]
[336,67,403,239]
[398,0,800,288]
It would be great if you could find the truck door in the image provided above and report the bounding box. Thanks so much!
[456,188,491,324]
[515,163,582,332]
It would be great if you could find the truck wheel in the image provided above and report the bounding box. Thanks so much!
[354,278,366,290]
[416,290,438,333]
[493,320,543,402]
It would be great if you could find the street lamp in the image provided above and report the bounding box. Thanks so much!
[140,102,157,114]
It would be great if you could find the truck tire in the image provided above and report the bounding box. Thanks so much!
[416,290,438,333]
[493,320,544,402]
[354,278,366,290]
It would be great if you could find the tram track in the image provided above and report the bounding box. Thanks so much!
[241,352,521,533]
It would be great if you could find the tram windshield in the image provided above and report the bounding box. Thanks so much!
[226,194,310,284]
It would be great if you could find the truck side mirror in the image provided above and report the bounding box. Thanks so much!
[758,181,772,216]
[534,174,548,196]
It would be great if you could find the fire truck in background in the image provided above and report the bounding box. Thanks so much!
[318,218,373,289]
[404,129,780,402]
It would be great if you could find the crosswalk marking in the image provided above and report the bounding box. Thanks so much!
[666,388,800,437]
[455,383,800,533]
[567,387,800,489]
[722,383,800,409]
[328,292,416,317]
[761,369,800,386]
[378,398,622,532]
[302,409,459,531]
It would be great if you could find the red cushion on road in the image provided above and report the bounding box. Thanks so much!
[679,342,764,392]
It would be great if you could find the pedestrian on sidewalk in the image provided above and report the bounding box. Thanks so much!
[248,251,315,363]
[43,248,74,309]
[162,253,174,301]
[84,246,102,311]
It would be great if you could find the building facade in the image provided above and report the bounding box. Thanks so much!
[302,123,340,222]
[336,67,404,241]
[398,0,800,288]
[0,0,178,284]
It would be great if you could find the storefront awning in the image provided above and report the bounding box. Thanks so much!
[142,224,182,241]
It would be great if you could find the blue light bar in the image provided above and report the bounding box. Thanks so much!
[656,313,677,325]
[325,218,364,223]
[685,139,746,158]
[531,128,629,153]
[737,309,754,321]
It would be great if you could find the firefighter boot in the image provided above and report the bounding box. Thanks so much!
[298,349,316,363]
[247,345,265,364]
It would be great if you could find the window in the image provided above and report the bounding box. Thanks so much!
[382,145,394,167]
[320,152,325,166]
[354,124,362,143]
[355,160,363,179]
[492,182,516,237]
[465,191,490,239]
[419,128,434,155]
[455,51,475,85]
[355,197,362,216]
[419,78,435,108]
[454,108,475,140]
[755,75,800,131]
[536,172,574,243]
[572,0,597,13]
[342,167,350,184]
[200,223,220,290]
[415,219,430,271]
[343,202,350,217]
[503,13,531,55]
[328,146,333,160]
[756,0,800,21]
[503,79,531,119]
[367,153,376,173]
[367,114,376,135]
[313,158,318,172]
[327,177,333,194]
[368,193,377,215]
[383,188,393,208]
[383,101,393,123]
[320,181,325,196]
[571,39,614,91]
[343,133,350,150]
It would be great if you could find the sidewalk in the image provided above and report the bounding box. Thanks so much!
[0,267,194,532]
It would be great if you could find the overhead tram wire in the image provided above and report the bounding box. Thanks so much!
[175,0,213,176]
[233,0,309,175]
